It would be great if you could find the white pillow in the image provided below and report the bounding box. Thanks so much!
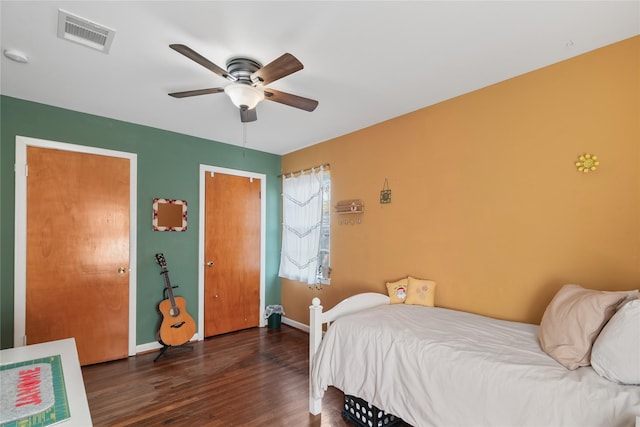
[537,284,634,370]
[591,298,640,385]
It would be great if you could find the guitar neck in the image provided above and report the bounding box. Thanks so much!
[155,254,178,309]
[160,268,177,307]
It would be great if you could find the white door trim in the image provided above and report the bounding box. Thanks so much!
[198,164,267,338]
[14,135,138,356]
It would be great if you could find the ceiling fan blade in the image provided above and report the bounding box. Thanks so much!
[169,44,235,81]
[251,53,303,85]
[240,107,258,123]
[168,88,225,98]
[263,89,318,112]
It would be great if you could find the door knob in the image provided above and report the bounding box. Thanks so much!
[117,267,128,275]
[207,261,215,268]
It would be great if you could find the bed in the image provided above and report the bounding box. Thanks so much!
[309,293,640,427]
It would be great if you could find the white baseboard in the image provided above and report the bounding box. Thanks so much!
[282,316,309,333]
[136,341,163,354]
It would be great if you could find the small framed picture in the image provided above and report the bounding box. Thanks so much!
[153,198,187,231]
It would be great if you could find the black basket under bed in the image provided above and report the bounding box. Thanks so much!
[342,395,404,427]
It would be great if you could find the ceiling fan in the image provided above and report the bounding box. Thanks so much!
[168,44,319,123]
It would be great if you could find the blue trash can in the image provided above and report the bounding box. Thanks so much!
[268,313,282,329]
[265,305,284,329]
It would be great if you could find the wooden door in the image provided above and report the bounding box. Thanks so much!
[26,146,130,365]
[204,172,261,337]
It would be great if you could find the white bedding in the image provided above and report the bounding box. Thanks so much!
[311,304,640,427]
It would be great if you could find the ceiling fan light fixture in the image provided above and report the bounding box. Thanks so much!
[224,83,264,109]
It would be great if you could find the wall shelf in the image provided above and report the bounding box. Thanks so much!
[335,199,364,214]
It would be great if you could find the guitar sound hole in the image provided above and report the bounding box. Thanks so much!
[169,307,181,317]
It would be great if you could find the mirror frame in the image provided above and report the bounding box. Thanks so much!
[152,198,187,231]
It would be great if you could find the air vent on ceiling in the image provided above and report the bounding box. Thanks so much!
[57,9,115,53]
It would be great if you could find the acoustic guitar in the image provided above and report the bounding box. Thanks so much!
[155,253,196,346]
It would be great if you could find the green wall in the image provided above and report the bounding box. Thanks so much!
[0,95,282,349]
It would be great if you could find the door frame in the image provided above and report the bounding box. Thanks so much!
[14,135,138,356]
[198,164,267,337]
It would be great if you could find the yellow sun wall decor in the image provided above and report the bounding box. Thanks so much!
[576,154,599,173]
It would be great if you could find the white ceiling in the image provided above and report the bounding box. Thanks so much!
[1,1,638,155]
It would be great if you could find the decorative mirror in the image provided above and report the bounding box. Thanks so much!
[153,198,187,231]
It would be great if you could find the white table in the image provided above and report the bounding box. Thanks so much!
[0,337,93,426]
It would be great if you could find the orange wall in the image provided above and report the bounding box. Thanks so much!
[282,36,640,325]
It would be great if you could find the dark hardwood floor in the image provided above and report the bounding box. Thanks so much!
[81,325,352,426]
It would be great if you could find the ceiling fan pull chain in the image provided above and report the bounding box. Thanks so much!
[242,122,247,158]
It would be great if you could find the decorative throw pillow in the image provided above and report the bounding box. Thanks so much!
[537,284,634,370]
[386,278,409,304]
[591,298,640,385]
[405,277,436,307]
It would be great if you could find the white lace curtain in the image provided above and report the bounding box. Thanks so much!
[279,166,325,284]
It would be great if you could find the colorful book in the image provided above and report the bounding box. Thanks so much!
[1,354,70,427]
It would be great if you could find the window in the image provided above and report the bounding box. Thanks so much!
[279,167,331,286]
[317,171,331,284]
